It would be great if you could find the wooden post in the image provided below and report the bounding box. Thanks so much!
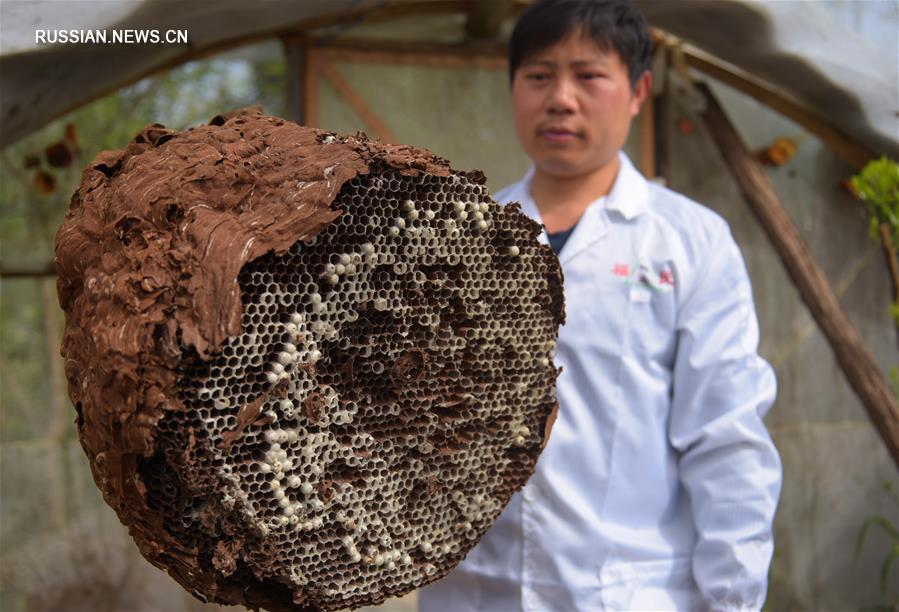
[653,46,670,184]
[465,0,515,41]
[304,47,319,127]
[639,82,656,179]
[281,34,306,124]
[0,260,56,277]
[697,81,899,470]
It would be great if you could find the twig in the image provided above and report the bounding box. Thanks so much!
[878,223,899,351]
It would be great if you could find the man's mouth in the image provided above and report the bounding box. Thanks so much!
[538,127,582,143]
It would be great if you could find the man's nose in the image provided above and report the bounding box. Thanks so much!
[546,77,578,114]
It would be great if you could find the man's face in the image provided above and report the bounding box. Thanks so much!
[511,31,649,179]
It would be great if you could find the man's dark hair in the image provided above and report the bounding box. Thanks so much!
[508,0,653,88]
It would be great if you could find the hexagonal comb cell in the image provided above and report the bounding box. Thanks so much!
[55,109,564,611]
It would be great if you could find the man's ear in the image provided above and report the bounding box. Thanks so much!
[630,70,653,117]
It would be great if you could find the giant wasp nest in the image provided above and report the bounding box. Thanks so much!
[55,109,564,611]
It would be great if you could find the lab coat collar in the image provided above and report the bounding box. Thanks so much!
[513,151,649,262]
[605,152,649,221]
[511,167,550,247]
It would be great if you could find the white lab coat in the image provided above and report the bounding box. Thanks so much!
[418,152,782,611]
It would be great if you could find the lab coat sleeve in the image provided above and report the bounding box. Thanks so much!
[668,223,782,611]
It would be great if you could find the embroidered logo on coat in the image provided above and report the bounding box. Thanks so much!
[612,260,675,293]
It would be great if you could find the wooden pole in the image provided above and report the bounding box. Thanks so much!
[653,46,671,184]
[303,47,319,127]
[316,56,398,143]
[314,38,506,70]
[465,0,515,41]
[698,82,899,470]
[878,223,899,350]
[651,30,874,170]
[281,34,306,124]
[639,84,656,178]
[0,261,56,277]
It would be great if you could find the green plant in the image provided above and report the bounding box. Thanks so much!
[850,157,899,332]
[856,480,899,610]
[851,157,899,247]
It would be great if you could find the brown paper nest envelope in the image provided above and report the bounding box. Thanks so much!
[55,108,564,611]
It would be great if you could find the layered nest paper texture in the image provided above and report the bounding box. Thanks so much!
[55,109,565,611]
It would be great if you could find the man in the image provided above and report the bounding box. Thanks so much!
[418,0,782,610]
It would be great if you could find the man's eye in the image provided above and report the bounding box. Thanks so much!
[526,73,550,82]
[579,73,603,80]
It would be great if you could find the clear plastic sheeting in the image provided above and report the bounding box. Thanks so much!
[0,0,381,146]
[1,0,897,154]
[638,0,898,157]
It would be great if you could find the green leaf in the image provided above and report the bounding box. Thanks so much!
[852,157,899,240]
